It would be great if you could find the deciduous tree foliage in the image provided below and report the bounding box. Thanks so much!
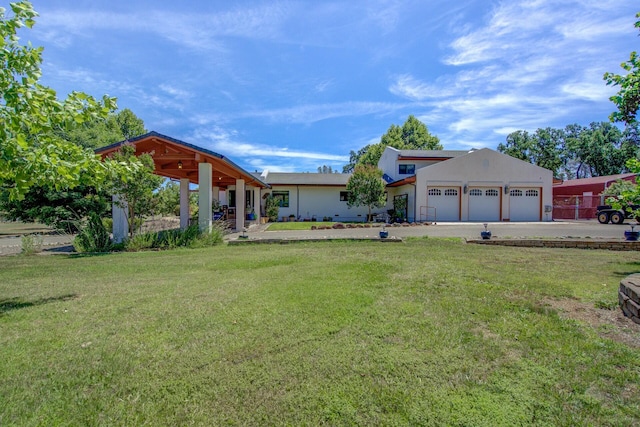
[56,108,147,150]
[0,1,129,200]
[108,145,163,237]
[345,165,387,221]
[0,184,109,232]
[498,122,639,179]
[0,108,148,228]
[343,115,442,172]
[604,12,640,124]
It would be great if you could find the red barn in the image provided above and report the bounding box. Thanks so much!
[552,173,637,219]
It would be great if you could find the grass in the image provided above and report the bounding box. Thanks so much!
[1,238,639,425]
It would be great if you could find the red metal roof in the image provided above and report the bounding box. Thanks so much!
[553,173,636,188]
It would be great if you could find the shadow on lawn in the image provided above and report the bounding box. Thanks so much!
[0,293,77,316]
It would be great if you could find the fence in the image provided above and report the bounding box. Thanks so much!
[552,195,607,220]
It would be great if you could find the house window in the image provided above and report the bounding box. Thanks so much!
[444,189,458,196]
[510,189,523,197]
[272,191,289,207]
[398,164,415,175]
[470,189,482,196]
[486,189,499,197]
[526,189,539,197]
[428,188,441,196]
[340,191,350,201]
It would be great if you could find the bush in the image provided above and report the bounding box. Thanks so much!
[74,213,112,253]
[265,194,280,222]
[125,231,158,252]
[102,217,113,233]
[124,222,228,252]
[189,221,227,248]
[21,234,43,255]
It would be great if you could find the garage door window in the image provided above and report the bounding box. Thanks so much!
[486,189,499,197]
[444,189,458,196]
[510,189,523,197]
[470,189,482,196]
[526,189,539,197]
[428,189,441,196]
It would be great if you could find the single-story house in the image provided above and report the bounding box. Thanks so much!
[97,132,554,242]
[257,146,554,223]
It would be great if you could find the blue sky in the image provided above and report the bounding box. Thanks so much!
[19,0,640,172]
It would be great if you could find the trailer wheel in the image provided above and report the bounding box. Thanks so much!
[597,212,610,224]
[610,211,625,224]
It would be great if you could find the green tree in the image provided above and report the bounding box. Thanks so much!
[0,184,109,233]
[109,145,163,237]
[498,124,638,179]
[604,12,640,124]
[497,128,563,177]
[345,165,387,221]
[56,108,146,150]
[343,115,442,172]
[607,159,640,218]
[497,130,534,162]
[4,108,149,227]
[603,178,636,197]
[153,181,181,216]
[0,1,128,200]
[317,165,334,173]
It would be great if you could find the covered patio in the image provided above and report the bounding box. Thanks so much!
[96,131,269,242]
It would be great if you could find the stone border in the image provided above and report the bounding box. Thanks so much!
[620,275,640,325]
[467,239,640,251]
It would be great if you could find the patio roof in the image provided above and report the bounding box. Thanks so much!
[95,131,269,189]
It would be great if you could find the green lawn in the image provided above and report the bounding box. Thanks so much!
[1,239,639,425]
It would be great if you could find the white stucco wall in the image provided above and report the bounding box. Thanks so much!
[261,185,378,221]
[414,148,553,222]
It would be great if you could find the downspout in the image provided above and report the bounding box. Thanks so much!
[297,185,300,219]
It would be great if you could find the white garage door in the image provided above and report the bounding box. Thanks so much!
[427,187,460,221]
[468,188,501,221]
[509,188,540,221]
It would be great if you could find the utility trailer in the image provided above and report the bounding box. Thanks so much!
[596,205,640,224]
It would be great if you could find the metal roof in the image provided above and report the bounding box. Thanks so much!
[95,131,269,189]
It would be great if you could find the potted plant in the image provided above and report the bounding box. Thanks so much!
[289,214,296,222]
[625,224,639,241]
[481,223,491,240]
[265,194,279,222]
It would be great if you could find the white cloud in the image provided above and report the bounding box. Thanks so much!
[159,84,192,100]
[389,74,454,100]
[38,3,292,50]
[191,126,349,163]
[239,101,407,124]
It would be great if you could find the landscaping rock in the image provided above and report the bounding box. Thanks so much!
[620,274,640,324]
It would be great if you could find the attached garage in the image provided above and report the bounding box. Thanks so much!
[427,187,460,221]
[509,188,541,221]
[468,187,501,221]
